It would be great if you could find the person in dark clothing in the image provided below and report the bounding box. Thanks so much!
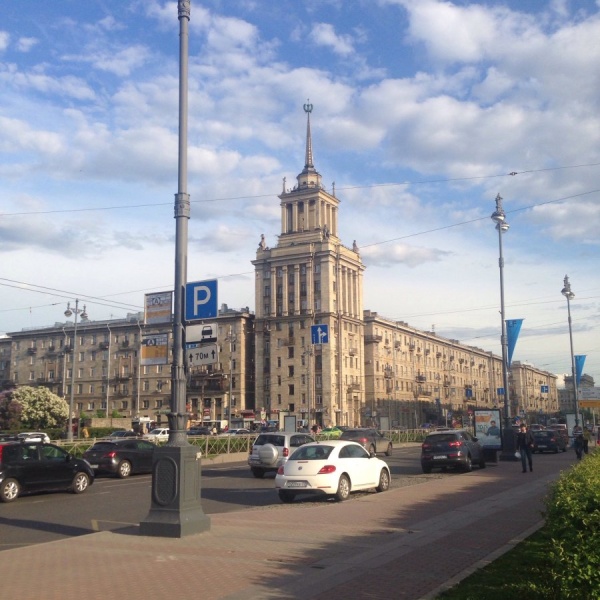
[516,423,534,473]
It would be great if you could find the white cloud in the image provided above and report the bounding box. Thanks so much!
[17,37,38,52]
[361,242,451,267]
[309,23,355,56]
[0,31,8,52]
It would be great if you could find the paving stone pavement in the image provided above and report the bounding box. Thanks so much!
[0,449,576,600]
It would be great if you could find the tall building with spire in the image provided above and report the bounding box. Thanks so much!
[252,104,365,427]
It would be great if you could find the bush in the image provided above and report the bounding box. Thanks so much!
[543,451,600,599]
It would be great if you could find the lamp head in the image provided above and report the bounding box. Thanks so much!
[561,275,575,300]
[64,302,73,318]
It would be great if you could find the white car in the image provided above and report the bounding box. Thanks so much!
[143,428,169,443]
[17,432,51,444]
[275,440,391,503]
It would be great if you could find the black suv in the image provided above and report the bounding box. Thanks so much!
[339,428,393,456]
[0,441,94,502]
[421,429,485,473]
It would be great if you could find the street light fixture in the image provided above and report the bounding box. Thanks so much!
[491,194,516,460]
[64,299,87,442]
[561,275,580,427]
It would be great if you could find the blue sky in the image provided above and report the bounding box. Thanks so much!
[1,0,599,385]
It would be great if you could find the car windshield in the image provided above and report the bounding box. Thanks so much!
[426,434,457,443]
[289,445,334,460]
[88,442,117,451]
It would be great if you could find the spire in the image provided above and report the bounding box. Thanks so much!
[303,100,314,169]
[296,101,321,189]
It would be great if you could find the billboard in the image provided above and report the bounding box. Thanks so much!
[473,408,502,451]
[141,333,169,365]
[144,291,173,325]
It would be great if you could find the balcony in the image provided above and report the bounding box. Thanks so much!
[121,340,130,348]
[27,348,37,355]
[347,383,360,391]
[99,342,109,350]
[394,341,401,349]
[408,344,415,351]
[365,334,382,344]
[416,375,427,383]
[348,348,358,356]
[281,337,295,346]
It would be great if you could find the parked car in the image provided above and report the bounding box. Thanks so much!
[275,440,391,503]
[319,426,344,439]
[529,424,546,432]
[187,426,212,436]
[248,431,314,478]
[0,441,94,502]
[17,432,51,443]
[221,428,251,435]
[531,430,567,453]
[421,429,486,473]
[83,439,155,478]
[339,428,393,456]
[546,425,569,445]
[143,428,169,443]
[105,430,138,439]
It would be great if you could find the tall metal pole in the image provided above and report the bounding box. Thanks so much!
[491,194,516,460]
[561,275,580,426]
[141,0,210,538]
[106,324,111,418]
[64,299,86,441]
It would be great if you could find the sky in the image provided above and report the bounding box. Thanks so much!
[1,0,599,387]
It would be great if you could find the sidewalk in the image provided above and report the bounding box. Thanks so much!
[0,450,575,600]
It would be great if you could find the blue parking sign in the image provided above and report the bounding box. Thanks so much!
[185,279,218,321]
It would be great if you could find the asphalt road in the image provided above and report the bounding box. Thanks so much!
[0,446,445,551]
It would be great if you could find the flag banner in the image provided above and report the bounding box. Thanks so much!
[575,355,586,387]
[506,319,524,367]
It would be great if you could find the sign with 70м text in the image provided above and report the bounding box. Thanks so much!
[187,343,218,367]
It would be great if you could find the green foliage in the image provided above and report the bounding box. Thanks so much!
[9,386,69,429]
[0,390,23,430]
[543,452,600,598]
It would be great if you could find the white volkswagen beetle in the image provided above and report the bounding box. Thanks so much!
[275,440,391,503]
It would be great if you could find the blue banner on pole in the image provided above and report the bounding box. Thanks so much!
[506,319,524,367]
[575,355,586,387]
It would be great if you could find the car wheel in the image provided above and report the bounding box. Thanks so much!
[117,460,132,478]
[278,490,295,503]
[463,455,473,473]
[335,475,351,501]
[0,478,20,503]
[251,468,265,478]
[376,469,390,492]
[385,443,392,457]
[71,472,90,494]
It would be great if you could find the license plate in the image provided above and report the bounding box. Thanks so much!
[287,481,307,488]
[90,464,99,469]
[537,445,547,449]
[433,455,447,460]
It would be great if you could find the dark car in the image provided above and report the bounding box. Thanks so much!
[0,441,94,503]
[83,439,155,478]
[546,426,569,446]
[106,430,138,439]
[421,429,486,473]
[187,426,212,436]
[339,428,393,456]
[532,430,567,453]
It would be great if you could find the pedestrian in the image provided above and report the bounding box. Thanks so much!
[516,423,534,473]
[582,427,591,455]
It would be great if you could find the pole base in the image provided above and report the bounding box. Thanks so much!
[498,426,518,461]
[139,443,211,538]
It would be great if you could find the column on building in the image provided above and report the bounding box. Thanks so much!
[270,266,277,317]
[293,264,300,315]
[282,266,289,316]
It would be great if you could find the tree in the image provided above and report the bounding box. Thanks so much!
[9,386,69,430]
[0,390,23,430]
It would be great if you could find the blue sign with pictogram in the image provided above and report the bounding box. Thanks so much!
[185,279,218,321]
[311,324,329,345]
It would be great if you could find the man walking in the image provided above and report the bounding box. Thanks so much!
[516,423,534,473]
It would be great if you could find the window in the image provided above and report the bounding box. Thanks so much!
[288,384,295,395]
[288,347,294,359]
[78,351,84,362]
[288,366,294,377]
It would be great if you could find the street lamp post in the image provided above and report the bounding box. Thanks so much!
[140,0,210,538]
[491,194,516,460]
[64,300,87,442]
[561,275,580,427]
[227,325,237,427]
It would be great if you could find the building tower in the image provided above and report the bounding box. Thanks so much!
[252,103,365,427]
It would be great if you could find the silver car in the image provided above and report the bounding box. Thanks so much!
[248,432,314,478]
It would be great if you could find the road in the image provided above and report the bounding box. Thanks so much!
[0,446,445,551]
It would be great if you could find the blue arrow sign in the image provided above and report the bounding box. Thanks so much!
[311,324,329,345]
[185,279,218,321]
